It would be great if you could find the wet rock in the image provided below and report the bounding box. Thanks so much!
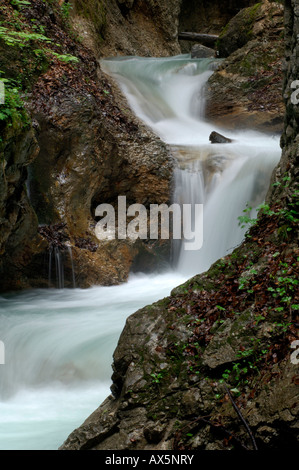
[60,283,299,450]
[0,0,176,291]
[191,44,215,59]
[209,131,233,144]
[28,75,173,287]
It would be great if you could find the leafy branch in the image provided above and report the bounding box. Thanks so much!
[0,26,79,64]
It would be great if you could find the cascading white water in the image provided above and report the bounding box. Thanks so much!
[0,55,281,450]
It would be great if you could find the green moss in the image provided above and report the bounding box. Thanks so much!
[247,2,262,21]
[217,2,263,56]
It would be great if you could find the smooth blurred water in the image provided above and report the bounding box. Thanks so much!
[0,273,186,450]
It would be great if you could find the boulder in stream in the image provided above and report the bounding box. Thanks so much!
[191,44,215,59]
[209,131,233,144]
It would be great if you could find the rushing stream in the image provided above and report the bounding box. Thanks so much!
[0,55,281,450]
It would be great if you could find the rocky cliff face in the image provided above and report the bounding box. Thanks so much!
[205,1,285,132]
[60,0,299,451]
[0,120,47,291]
[0,0,175,291]
[72,0,182,57]
[27,55,173,288]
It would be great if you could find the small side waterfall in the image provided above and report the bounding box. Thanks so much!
[101,55,281,276]
[39,225,76,289]
[48,245,64,289]
[67,245,76,289]
[48,245,76,289]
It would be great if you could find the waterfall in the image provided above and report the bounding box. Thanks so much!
[101,55,281,275]
[0,55,281,450]
[48,245,76,289]
[67,245,76,289]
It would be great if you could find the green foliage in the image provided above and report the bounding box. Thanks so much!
[219,338,271,390]
[267,264,299,312]
[238,181,299,237]
[44,49,79,63]
[0,26,52,47]
[238,203,257,229]
[0,76,29,132]
[238,268,257,291]
[60,1,73,20]
[0,6,81,128]
[150,372,165,384]
[11,0,31,7]
[0,26,78,63]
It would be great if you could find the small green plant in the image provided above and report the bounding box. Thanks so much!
[44,49,79,63]
[11,0,31,6]
[0,27,79,64]
[238,204,257,229]
[0,26,52,47]
[61,1,73,20]
[267,271,298,312]
[150,372,164,384]
[216,305,226,311]
[0,76,29,129]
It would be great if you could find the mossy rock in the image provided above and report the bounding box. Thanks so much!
[216,1,283,58]
[201,310,256,369]
[217,3,263,57]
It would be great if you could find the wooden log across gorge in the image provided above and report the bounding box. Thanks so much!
[178,32,219,48]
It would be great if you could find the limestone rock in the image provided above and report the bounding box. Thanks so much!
[72,0,181,57]
[191,44,215,59]
[26,68,173,288]
[0,0,175,290]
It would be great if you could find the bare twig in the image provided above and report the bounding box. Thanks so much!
[223,383,258,450]
[173,414,249,451]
